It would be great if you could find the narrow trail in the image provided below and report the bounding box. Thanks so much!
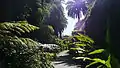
[52,50,81,68]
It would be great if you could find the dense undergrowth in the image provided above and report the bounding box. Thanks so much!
[0,21,69,68]
[64,31,112,68]
[0,21,118,68]
[0,21,56,68]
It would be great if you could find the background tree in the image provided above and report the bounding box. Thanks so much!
[44,0,68,38]
[66,0,87,21]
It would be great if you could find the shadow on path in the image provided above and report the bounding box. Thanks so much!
[52,50,81,68]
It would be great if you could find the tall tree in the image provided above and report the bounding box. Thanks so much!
[66,0,87,21]
[44,0,68,38]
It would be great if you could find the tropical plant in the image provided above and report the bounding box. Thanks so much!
[0,21,54,68]
[73,49,111,68]
[67,32,94,57]
[64,30,112,68]
[54,37,68,51]
[66,0,88,21]
[66,0,97,31]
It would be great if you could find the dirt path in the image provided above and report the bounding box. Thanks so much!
[52,50,81,68]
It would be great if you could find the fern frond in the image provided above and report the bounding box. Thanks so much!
[76,43,87,47]
[85,61,99,68]
[73,33,94,44]
[105,55,111,68]
[88,49,105,55]
[0,36,39,50]
[0,21,39,35]
[70,48,85,52]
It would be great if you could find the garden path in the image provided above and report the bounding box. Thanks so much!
[52,50,81,68]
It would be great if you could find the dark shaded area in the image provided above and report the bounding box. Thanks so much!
[0,0,37,22]
[85,0,109,48]
[109,0,120,62]
[85,0,120,63]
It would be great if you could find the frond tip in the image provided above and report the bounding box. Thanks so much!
[88,49,105,55]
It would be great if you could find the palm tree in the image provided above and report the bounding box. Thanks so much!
[66,0,97,32]
[66,0,87,21]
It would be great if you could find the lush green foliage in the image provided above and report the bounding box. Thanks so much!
[54,38,68,51]
[65,31,112,68]
[0,0,67,41]
[0,21,39,35]
[45,0,68,37]
[0,21,54,68]
[32,25,55,43]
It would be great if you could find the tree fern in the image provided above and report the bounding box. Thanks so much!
[0,21,54,68]
[67,31,112,68]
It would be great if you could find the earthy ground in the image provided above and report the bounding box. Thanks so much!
[52,50,81,68]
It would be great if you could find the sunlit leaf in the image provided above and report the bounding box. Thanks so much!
[105,55,111,68]
[88,49,105,55]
